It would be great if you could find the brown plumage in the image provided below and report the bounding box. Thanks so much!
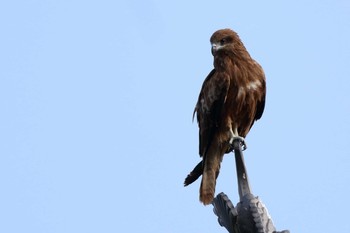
[184,29,266,205]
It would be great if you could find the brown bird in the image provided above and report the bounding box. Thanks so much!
[184,29,266,205]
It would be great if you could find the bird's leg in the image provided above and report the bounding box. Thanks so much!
[228,128,247,151]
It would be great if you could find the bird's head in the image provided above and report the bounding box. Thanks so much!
[210,29,243,56]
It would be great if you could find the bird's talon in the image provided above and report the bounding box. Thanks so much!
[230,136,247,151]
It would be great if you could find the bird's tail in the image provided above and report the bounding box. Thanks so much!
[200,143,224,205]
[184,161,203,186]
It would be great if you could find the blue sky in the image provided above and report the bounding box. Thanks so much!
[1,0,350,232]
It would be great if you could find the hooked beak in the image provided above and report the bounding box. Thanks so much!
[211,43,222,55]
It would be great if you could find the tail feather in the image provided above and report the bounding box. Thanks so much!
[200,169,217,205]
[184,161,203,186]
[199,144,223,205]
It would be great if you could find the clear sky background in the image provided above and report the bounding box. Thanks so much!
[1,0,350,232]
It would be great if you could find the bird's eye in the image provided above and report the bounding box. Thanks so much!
[220,38,226,45]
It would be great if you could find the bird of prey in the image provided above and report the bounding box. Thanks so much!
[184,29,266,205]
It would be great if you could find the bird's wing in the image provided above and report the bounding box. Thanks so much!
[194,69,230,157]
[254,78,266,121]
[192,69,216,121]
